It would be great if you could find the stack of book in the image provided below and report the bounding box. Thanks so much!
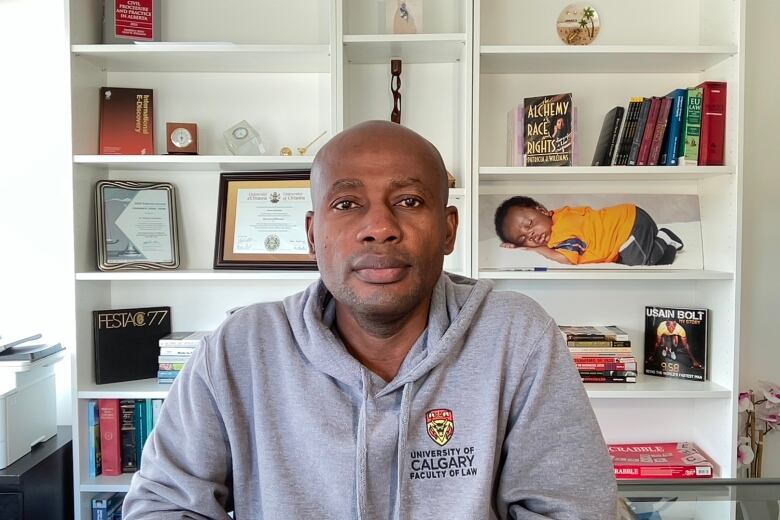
[560,325,637,383]
[158,331,209,384]
[609,442,716,479]
[591,81,726,167]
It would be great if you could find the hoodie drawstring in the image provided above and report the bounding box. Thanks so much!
[356,369,370,520]
[394,381,414,520]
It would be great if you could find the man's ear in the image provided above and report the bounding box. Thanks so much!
[442,205,458,255]
[305,210,316,256]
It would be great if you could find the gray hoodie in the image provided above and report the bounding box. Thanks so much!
[123,274,617,519]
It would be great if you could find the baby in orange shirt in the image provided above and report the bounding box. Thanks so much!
[494,196,683,265]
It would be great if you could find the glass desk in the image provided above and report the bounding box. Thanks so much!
[618,478,780,519]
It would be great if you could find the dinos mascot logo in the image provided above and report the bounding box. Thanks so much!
[425,408,454,446]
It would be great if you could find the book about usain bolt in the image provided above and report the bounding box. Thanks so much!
[523,92,573,166]
[644,306,708,381]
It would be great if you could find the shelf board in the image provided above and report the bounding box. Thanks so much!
[78,378,172,399]
[74,154,314,171]
[479,269,734,281]
[76,269,321,281]
[80,472,134,492]
[479,166,734,182]
[479,45,737,74]
[71,43,331,73]
[586,378,731,399]
[343,33,466,64]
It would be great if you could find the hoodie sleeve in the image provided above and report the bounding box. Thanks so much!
[122,338,233,520]
[496,319,618,520]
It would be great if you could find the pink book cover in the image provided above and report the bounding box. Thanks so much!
[609,442,716,479]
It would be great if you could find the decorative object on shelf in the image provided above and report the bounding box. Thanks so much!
[386,0,421,34]
[556,3,600,45]
[102,0,162,43]
[92,306,171,384]
[644,306,708,382]
[280,147,294,156]
[738,380,780,477]
[99,87,154,155]
[391,59,402,124]
[214,172,317,270]
[223,120,265,156]
[95,180,180,271]
[297,130,328,156]
[446,171,456,189]
[166,122,198,155]
[524,92,573,166]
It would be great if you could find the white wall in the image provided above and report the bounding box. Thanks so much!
[0,0,74,425]
[740,0,780,477]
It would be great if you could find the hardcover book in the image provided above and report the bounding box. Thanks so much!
[647,97,673,166]
[524,93,573,166]
[644,306,708,381]
[120,399,138,473]
[98,399,121,476]
[87,400,102,478]
[614,98,643,165]
[627,98,651,165]
[681,87,703,165]
[609,442,715,479]
[591,106,624,166]
[697,81,727,166]
[659,89,686,166]
[99,87,154,155]
[103,0,162,43]
[560,325,630,342]
[93,306,171,384]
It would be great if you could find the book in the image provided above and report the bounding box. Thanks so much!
[102,0,162,43]
[636,97,661,165]
[576,362,638,371]
[524,93,573,166]
[582,376,636,383]
[627,98,652,165]
[697,81,727,165]
[659,88,686,166]
[0,342,64,361]
[158,330,210,347]
[91,491,125,520]
[614,98,643,165]
[93,306,171,384]
[120,399,138,473]
[647,96,672,166]
[87,400,102,478]
[567,340,631,348]
[99,87,155,155]
[98,399,122,476]
[560,325,630,342]
[609,442,715,479]
[0,333,42,354]
[591,106,625,166]
[680,87,703,165]
[644,306,708,381]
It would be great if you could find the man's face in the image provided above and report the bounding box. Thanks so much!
[502,206,552,247]
[306,135,457,318]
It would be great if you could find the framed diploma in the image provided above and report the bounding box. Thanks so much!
[95,180,180,271]
[214,171,317,270]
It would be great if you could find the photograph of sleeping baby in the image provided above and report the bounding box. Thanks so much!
[479,193,704,270]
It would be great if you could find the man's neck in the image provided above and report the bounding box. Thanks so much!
[334,298,431,383]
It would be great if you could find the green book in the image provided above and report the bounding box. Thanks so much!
[680,87,703,165]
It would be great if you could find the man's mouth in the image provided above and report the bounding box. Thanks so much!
[352,255,411,284]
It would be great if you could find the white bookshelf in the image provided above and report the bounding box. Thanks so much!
[65,0,743,517]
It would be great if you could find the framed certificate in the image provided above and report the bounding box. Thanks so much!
[214,171,317,270]
[95,180,180,271]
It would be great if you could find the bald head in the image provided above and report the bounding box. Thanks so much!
[310,121,449,209]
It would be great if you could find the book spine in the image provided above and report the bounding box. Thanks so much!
[567,340,631,348]
[614,465,712,479]
[134,399,146,468]
[568,347,633,354]
[637,97,661,165]
[159,347,197,356]
[576,363,638,371]
[628,98,652,165]
[98,399,121,476]
[158,362,186,371]
[87,400,102,478]
[92,500,107,520]
[663,89,686,165]
[582,376,636,383]
[157,339,202,347]
[572,356,637,363]
[616,99,642,165]
[604,107,624,165]
[145,398,154,442]
[158,355,192,363]
[682,87,703,164]
[647,97,673,165]
[120,399,137,473]
[579,370,638,377]
[698,82,727,165]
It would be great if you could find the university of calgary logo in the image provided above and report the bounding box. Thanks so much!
[426,408,454,446]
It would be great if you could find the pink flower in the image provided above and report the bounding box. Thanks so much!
[739,391,754,412]
[737,440,755,466]
[756,407,780,425]
[759,380,780,404]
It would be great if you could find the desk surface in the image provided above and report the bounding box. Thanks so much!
[0,425,72,484]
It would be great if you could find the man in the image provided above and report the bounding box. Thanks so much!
[649,319,703,369]
[123,121,617,519]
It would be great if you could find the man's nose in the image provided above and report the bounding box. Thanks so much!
[356,203,402,243]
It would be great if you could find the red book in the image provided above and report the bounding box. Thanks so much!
[609,442,716,479]
[697,81,727,165]
[99,87,155,155]
[572,356,636,364]
[647,97,673,165]
[98,399,122,476]
[637,97,661,165]
[576,362,637,371]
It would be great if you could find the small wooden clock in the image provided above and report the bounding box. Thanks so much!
[166,122,198,154]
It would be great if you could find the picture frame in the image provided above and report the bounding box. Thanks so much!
[95,180,180,271]
[213,171,317,270]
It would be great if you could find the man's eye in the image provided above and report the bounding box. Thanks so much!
[397,197,422,208]
[333,200,358,210]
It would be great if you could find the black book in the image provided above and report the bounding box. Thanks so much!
[615,98,643,165]
[93,306,171,384]
[591,106,625,166]
[0,342,64,362]
[628,98,652,165]
[119,399,138,473]
[644,306,708,382]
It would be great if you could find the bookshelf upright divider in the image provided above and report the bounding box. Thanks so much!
[66,1,743,517]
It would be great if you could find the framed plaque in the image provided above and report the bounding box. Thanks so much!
[214,171,317,270]
[95,180,180,271]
